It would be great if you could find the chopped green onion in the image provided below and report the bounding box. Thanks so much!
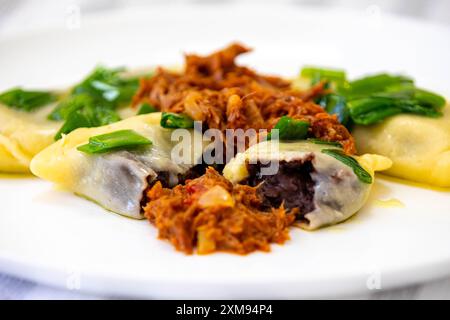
[349,106,402,125]
[300,67,352,127]
[348,97,403,125]
[52,94,121,140]
[0,88,57,112]
[137,103,157,115]
[160,112,194,129]
[346,74,413,99]
[307,138,342,148]
[77,129,152,154]
[54,108,96,140]
[301,67,347,86]
[315,93,350,126]
[93,106,122,125]
[48,94,94,121]
[71,66,140,108]
[395,99,442,117]
[267,116,310,140]
[348,95,443,125]
[322,149,373,184]
[302,67,447,126]
[48,66,150,139]
[414,89,446,110]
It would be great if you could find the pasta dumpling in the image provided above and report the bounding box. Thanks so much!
[31,113,203,218]
[223,140,391,230]
[353,105,450,187]
[0,103,61,173]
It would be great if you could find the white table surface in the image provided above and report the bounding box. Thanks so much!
[0,0,449,300]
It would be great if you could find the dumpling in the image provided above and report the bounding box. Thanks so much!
[0,101,139,174]
[30,113,203,219]
[0,103,61,173]
[0,67,151,174]
[352,105,450,187]
[223,140,391,230]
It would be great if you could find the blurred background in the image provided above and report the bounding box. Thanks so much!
[0,0,449,37]
[1,0,450,300]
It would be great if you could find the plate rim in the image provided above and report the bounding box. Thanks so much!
[1,5,450,299]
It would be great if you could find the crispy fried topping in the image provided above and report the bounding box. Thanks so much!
[133,43,355,154]
[144,168,296,255]
[139,44,359,255]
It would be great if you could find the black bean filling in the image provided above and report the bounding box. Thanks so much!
[244,158,316,216]
[140,164,208,209]
[177,164,209,184]
[149,164,208,189]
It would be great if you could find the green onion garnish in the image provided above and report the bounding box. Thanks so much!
[267,116,309,141]
[348,95,443,125]
[160,112,194,129]
[301,67,352,127]
[55,108,95,140]
[77,129,152,154]
[49,94,93,121]
[0,88,57,112]
[48,66,151,140]
[71,66,140,108]
[301,67,347,86]
[321,149,372,184]
[414,88,446,110]
[137,103,157,115]
[301,66,446,127]
[52,94,121,140]
[315,93,350,126]
[345,74,413,99]
[307,138,342,148]
[344,73,445,125]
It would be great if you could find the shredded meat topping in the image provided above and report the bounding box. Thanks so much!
[133,43,355,154]
[138,44,359,255]
[144,168,295,255]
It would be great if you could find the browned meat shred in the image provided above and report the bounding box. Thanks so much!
[139,44,358,255]
[133,43,355,154]
[144,168,296,255]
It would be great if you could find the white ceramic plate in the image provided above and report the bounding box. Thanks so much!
[0,4,449,299]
